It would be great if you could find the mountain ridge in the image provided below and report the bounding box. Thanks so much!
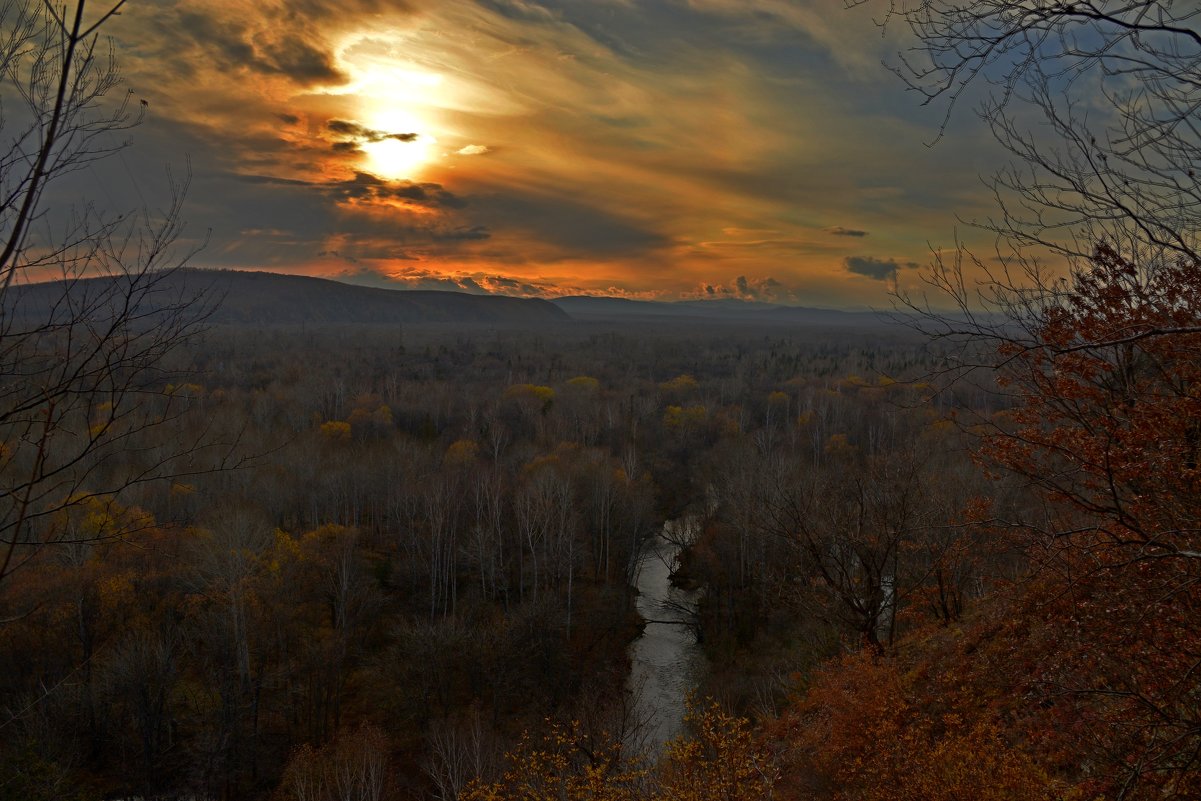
[7,268,572,326]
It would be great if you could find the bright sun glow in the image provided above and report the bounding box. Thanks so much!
[360,109,437,180]
[333,36,449,181]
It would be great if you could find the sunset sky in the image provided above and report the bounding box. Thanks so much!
[83,0,1013,307]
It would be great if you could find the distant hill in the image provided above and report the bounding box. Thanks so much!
[7,269,571,326]
[551,295,897,327]
[8,271,913,329]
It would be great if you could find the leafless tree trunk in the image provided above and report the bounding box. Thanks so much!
[0,0,230,591]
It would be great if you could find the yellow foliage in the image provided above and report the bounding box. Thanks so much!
[566,375,600,392]
[506,384,556,403]
[267,529,302,575]
[659,374,699,394]
[768,390,789,406]
[344,403,393,434]
[823,433,855,456]
[78,499,121,538]
[319,420,351,440]
[446,438,480,465]
[371,403,393,426]
[664,405,706,429]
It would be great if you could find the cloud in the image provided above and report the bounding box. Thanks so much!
[172,9,347,86]
[92,0,1005,308]
[327,119,420,150]
[469,189,670,257]
[843,256,920,281]
[260,34,345,84]
[238,171,468,210]
[692,274,800,303]
[332,265,578,297]
[432,225,491,241]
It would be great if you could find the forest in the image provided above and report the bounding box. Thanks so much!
[4,274,1198,800]
[4,0,1201,798]
[0,314,958,799]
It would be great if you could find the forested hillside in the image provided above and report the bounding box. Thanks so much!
[7,270,571,327]
[4,260,1200,801]
[0,318,967,800]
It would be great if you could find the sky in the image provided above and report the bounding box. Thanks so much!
[76,0,1014,307]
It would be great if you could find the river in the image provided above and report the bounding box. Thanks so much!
[627,518,706,755]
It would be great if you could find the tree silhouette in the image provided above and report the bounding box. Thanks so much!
[0,0,225,588]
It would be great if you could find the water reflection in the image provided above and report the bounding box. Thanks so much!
[627,520,705,755]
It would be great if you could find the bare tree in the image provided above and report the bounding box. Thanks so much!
[0,0,223,588]
[872,4,1201,792]
[877,0,1201,267]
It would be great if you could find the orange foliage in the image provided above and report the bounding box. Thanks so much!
[782,649,1073,801]
[464,704,775,801]
[660,701,777,801]
[987,244,1201,554]
[780,245,1201,800]
[462,721,646,801]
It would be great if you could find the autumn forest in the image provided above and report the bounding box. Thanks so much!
[4,0,1201,799]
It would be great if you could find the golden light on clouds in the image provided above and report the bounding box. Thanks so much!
[333,33,450,180]
[96,0,1009,307]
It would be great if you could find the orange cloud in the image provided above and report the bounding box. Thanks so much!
[85,0,1008,306]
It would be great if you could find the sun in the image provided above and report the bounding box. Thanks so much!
[361,136,433,180]
[328,31,460,180]
[359,108,437,180]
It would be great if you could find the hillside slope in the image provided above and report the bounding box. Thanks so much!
[7,269,571,326]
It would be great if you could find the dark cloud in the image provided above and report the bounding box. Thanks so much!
[239,172,468,210]
[276,113,300,125]
[734,275,786,300]
[432,225,491,241]
[258,34,344,84]
[470,191,670,257]
[844,256,920,281]
[327,119,419,146]
[825,226,869,237]
[320,249,419,263]
[274,0,402,24]
[174,11,255,68]
[696,275,799,303]
[172,10,346,86]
